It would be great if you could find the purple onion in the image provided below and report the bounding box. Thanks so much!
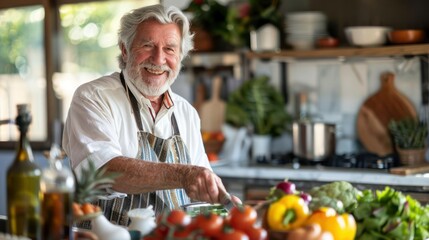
[276,181,296,194]
[299,192,312,204]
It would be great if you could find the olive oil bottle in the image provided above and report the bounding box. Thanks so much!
[6,104,42,240]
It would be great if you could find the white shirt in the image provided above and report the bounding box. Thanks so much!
[63,72,210,173]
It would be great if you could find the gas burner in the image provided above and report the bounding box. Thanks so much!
[254,152,400,170]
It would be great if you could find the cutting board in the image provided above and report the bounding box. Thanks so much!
[193,82,206,115]
[200,76,225,132]
[390,163,429,175]
[356,72,417,156]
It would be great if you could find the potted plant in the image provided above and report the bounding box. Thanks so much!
[183,0,229,51]
[388,118,428,165]
[217,0,282,48]
[225,75,291,161]
[183,0,282,50]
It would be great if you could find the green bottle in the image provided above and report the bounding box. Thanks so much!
[6,104,42,240]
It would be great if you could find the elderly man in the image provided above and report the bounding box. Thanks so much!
[63,4,237,226]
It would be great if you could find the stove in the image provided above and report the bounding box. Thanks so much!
[255,152,400,170]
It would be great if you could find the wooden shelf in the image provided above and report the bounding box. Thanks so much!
[246,44,429,60]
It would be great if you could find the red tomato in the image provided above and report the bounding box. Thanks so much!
[214,132,225,141]
[142,234,162,240]
[244,225,268,240]
[217,229,249,240]
[153,225,169,238]
[229,205,258,231]
[166,209,191,227]
[173,226,194,239]
[207,152,218,161]
[191,213,224,237]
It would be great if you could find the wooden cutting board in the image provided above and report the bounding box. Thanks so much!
[193,82,206,115]
[200,75,225,132]
[390,163,429,175]
[356,72,417,156]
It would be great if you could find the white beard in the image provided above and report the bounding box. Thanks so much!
[125,61,180,98]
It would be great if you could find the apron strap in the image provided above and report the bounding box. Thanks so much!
[171,114,180,136]
[119,71,181,136]
[120,72,144,131]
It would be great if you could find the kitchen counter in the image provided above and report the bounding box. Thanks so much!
[212,162,429,188]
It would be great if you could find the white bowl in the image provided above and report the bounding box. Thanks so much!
[286,37,315,50]
[286,11,327,23]
[345,26,391,47]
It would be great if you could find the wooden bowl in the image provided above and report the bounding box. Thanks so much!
[388,29,425,44]
[316,37,339,48]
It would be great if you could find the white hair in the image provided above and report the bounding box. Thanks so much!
[117,4,194,69]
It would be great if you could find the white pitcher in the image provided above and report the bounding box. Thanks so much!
[91,215,131,240]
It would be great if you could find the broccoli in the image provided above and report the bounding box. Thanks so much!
[309,181,362,213]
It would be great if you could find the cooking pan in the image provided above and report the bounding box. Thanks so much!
[292,121,336,161]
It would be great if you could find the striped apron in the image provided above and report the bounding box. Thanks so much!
[84,72,192,227]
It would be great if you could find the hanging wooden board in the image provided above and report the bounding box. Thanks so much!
[200,75,225,132]
[356,72,417,156]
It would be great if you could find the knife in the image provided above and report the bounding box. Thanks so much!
[220,189,241,212]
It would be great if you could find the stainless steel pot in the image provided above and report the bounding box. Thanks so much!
[292,121,336,161]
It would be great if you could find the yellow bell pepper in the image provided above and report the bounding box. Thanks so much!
[305,207,356,240]
[266,194,310,231]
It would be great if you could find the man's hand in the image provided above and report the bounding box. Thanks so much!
[181,165,233,204]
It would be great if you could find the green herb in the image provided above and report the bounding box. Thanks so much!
[388,118,428,149]
[225,75,291,136]
[353,187,429,240]
[185,204,228,217]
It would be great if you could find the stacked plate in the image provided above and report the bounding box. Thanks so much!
[285,11,328,50]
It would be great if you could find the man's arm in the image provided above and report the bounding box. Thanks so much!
[105,156,226,204]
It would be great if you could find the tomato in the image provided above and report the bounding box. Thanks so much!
[216,229,249,240]
[214,131,225,141]
[172,226,193,238]
[202,132,211,141]
[191,213,224,237]
[142,234,162,240]
[153,225,169,238]
[166,209,191,227]
[229,205,258,231]
[207,152,218,161]
[244,225,268,240]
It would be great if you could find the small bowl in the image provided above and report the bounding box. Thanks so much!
[316,37,339,48]
[345,26,391,47]
[388,29,425,44]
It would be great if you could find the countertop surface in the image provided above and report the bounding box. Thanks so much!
[211,161,429,188]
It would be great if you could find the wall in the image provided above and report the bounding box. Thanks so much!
[280,0,429,44]
[252,56,422,155]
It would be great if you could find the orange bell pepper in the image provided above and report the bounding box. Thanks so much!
[305,207,356,240]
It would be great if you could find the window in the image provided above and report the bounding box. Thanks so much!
[0,0,159,148]
[0,6,46,142]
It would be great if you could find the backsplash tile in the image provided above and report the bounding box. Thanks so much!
[284,56,422,154]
